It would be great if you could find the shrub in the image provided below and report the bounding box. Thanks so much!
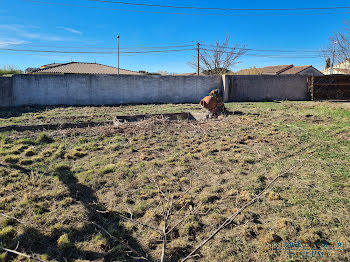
[0,65,23,76]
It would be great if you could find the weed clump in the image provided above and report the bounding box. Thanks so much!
[65,148,87,159]
[268,191,281,201]
[0,226,17,239]
[36,133,54,144]
[57,233,71,249]
[54,163,74,182]
[102,164,116,174]
[0,252,7,262]
[16,138,35,145]
[54,145,65,159]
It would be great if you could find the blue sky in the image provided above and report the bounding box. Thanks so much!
[0,0,349,73]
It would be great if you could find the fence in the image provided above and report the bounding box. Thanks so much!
[223,75,308,102]
[2,74,222,107]
[0,74,311,107]
[309,75,350,100]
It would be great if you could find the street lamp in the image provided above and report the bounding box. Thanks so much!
[331,40,339,75]
[117,35,120,75]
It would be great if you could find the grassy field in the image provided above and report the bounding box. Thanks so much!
[0,101,349,262]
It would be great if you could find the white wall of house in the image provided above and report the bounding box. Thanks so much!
[322,60,350,75]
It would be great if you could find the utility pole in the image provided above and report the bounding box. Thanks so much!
[117,35,120,75]
[197,42,200,76]
[331,40,338,75]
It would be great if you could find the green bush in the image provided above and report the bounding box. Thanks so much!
[0,65,23,76]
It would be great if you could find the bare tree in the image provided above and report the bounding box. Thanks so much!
[322,24,350,74]
[188,36,247,75]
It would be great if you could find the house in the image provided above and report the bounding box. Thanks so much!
[322,60,350,75]
[236,64,323,76]
[236,65,293,75]
[30,62,143,75]
[280,65,323,76]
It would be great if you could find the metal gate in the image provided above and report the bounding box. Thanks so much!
[308,75,350,100]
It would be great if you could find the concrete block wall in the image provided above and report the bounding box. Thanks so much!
[0,74,310,107]
[11,74,223,106]
[223,75,308,102]
[0,77,13,107]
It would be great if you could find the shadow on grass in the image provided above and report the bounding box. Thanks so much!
[12,169,152,261]
[0,107,52,119]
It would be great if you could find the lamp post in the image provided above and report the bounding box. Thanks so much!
[331,40,339,75]
[197,42,200,76]
[117,35,120,75]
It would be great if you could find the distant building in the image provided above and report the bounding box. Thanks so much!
[236,65,293,75]
[236,64,323,76]
[30,62,143,75]
[280,65,323,76]
[322,60,350,75]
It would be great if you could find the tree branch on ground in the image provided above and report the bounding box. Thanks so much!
[181,157,309,262]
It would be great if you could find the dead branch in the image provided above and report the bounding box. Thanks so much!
[92,222,149,261]
[96,210,162,235]
[0,213,26,225]
[0,247,46,262]
[0,213,46,233]
[181,158,308,262]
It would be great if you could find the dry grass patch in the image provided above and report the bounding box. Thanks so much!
[0,101,349,261]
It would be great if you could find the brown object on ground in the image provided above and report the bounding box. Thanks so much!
[200,89,227,118]
[200,96,217,111]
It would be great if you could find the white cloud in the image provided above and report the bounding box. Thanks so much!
[0,40,27,48]
[0,24,70,42]
[57,27,82,35]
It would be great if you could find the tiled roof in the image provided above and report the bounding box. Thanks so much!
[280,65,313,74]
[40,63,63,69]
[260,64,294,75]
[235,68,263,75]
[235,65,293,75]
[32,62,142,75]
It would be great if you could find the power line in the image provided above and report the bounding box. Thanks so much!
[2,44,324,55]
[0,47,195,54]
[0,51,110,58]
[89,0,350,12]
[23,0,348,16]
[201,48,321,58]
[17,43,195,50]
[201,44,322,54]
